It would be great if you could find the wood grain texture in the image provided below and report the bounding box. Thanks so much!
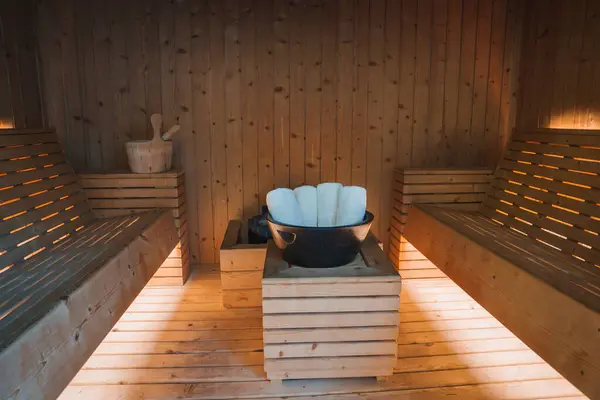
[34,0,522,261]
[0,1,43,129]
[517,0,600,130]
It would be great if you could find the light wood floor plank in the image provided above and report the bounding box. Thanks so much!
[62,255,584,399]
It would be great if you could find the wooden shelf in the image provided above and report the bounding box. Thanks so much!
[79,170,189,285]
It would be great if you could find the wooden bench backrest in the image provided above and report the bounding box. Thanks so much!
[481,128,600,266]
[0,129,94,270]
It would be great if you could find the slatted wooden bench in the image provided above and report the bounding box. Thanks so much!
[0,129,178,399]
[404,128,600,399]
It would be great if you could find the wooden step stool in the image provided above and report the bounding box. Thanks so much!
[262,234,402,381]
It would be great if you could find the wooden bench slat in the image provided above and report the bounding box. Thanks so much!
[483,194,600,253]
[1,202,90,251]
[0,132,59,146]
[0,153,66,174]
[505,148,600,175]
[490,177,600,223]
[0,142,63,160]
[494,168,600,206]
[509,140,600,162]
[481,201,600,266]
[0,162,73,188]
[500,159,600,193]
[487,187,600,244]
[514,131,600,146]
[0,172,78,203]
[0,210,95,269]
[0,182,83,220]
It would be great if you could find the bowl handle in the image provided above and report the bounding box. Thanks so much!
[278,231,296,245]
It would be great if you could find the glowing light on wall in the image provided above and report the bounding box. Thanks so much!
[547,111,600,130]
[0,119,14,129]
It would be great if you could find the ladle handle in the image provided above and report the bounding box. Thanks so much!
[150,113,163,142]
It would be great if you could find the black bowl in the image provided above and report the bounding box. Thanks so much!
[266,212,374,268]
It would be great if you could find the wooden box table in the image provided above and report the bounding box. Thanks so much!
[262,234,402,381]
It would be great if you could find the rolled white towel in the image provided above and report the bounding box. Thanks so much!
[317,182,342,227]
[336,186,367,226]
[294,185,318,227]
[266,188,304,226]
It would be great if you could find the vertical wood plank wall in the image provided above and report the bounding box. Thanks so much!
[36,0,523,264]
[0,1,44,129]
[517,0,600,130]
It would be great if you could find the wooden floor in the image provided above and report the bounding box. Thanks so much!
[60,242,586,399]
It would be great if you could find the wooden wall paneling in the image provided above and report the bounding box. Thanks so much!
[224,0,244,222]
[273,0,291,188]
[498,0,523,158]
[289,0,306,188]
[304,0,322,186]
[127,1,147,142]
[240,0,259,219]
[535,0,559,130]
[335,0,354,186]
[428,0,447,166]
[13,2,43,128]
[209,0,229,257]
[380,0,401,252]
[575,1,598,127]
[546,1,581,129]
[396,0,416,168]
[517,0,600,131]
[558,0,587,129]
[59,0,85,169]
[366,0,385,240]
[0,3,43,129]
[1,3,25,128]
[470,0,492,165]
[143,1,162,134]
[411,0,432,167]
[483,0,507,165]
[320,0,337,183]
[33,0,524,264]
[75,0,101,170]
[257,0,274,202]
[443,0,462,165]
[175,1,199,263]
[92,0,113,169]
[588,1,600,128]
[108,0,131,170]
[0,7,13,126]
[535,0,559,128]
[454,0,477,166]
[351,0,369,186]
[159,0,176,154]
[192,0,216,263]
[515,0,536,129]
[37,0,68,147]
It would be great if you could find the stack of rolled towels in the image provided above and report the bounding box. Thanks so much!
[266,183,367,227]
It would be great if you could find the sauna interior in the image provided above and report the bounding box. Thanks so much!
[1,0,599,399]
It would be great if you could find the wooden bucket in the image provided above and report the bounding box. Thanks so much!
[125,130,173,173]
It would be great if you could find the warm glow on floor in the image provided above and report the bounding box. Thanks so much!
[60,250,585,399]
